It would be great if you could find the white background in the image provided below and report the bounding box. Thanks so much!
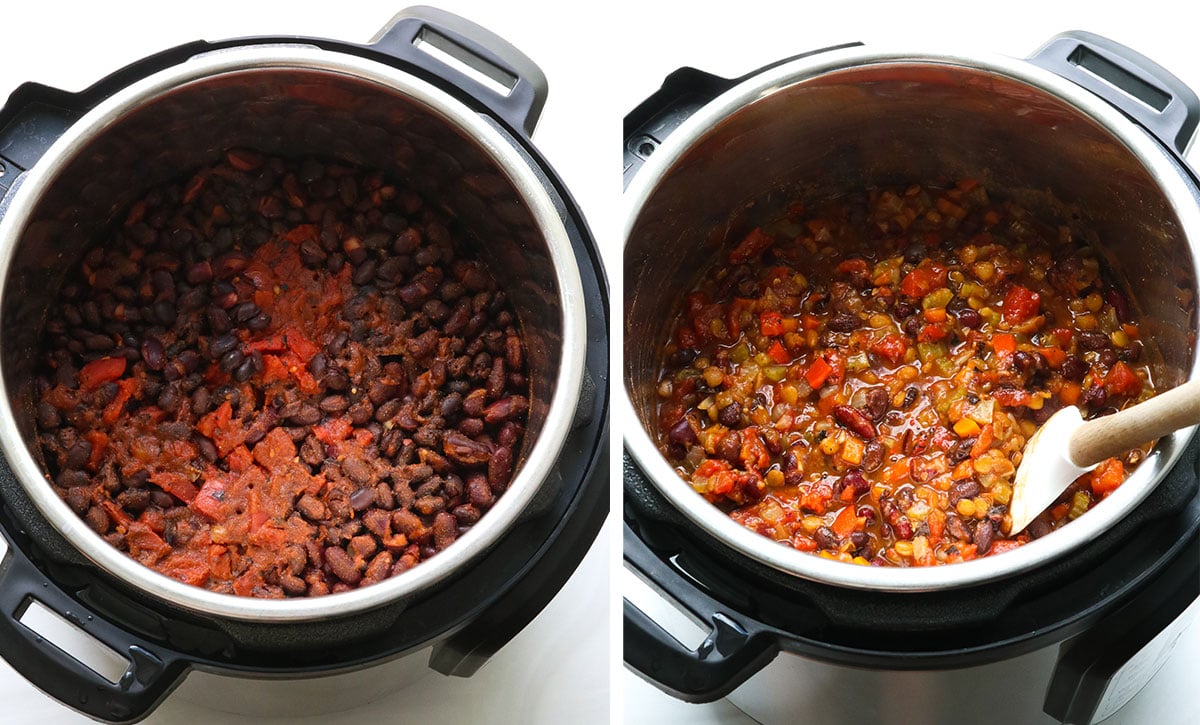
[5,1,1200,724]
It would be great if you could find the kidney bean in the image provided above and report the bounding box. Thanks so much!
[955,307,982,328]
[861,440,885,472]
[861,388,888,421]
[488,446,514,490]
[949,479,982,504]
[974,519,995,555]
[84,505,110,535]
[834,405,877,439]
[324,546,361,584]
[842,469,870,497]
[1077,331,1110,352]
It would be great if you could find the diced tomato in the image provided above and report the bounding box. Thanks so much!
[283,327,319,364]
[79,356,126,391]
[923,307,948,323]
[252,428,297,472]
[728,227,776,264]
[1002,285,1041,324]
[158,551,210,587]
[760,311,785,337]
[1105,361,1143,397]
[831,505,860,537]
[987,540,1023,556]
[767,341,790,364]
[805,357,833,388]
[84,430,109,471]
[1090,457,1125,496]
[695,459,731,478]
[918,324,948,343]
[1047,327,1074,347]
[150,471,199,504]
[1038,346,1067,368]
[992,387,1031,407]
[927,507,946,544]
[102,378,139,426]
[313,416,352,444]
[283,223,318,245]
[192,477,228,520]
[125,520,172,565]
[899,262,947,298]
[871,334,909,365]
[970,424,995,458]
[992,333,1016,362]
[801,314,822,331]
[1059,382,1082,405]
[740,430,770,472]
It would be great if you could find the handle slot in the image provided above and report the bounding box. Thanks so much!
[623,565,707,650]
[16,598,129,684]
[413,27,517,97]
[1068,45,1170,112]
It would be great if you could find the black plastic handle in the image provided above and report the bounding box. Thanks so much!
[1043,530,1199,724]
[622,523,779,702]
[369,6,548,137]
[0,525,188,723]
[1030,30,1200,156]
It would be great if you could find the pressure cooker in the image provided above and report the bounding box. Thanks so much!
[0,7,608,723]
[622,31,1200,724]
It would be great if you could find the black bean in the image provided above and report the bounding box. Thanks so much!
[716,430,741,463]
[1061,355,1088,382]
[232,301,259,323]
[349,487,376,512]
[233,357,257,383]
[814,526,840,549]
[718,403,742,427]
[246,312,272,331]
[319,395,349,413]
[955,308,982,329]
[219,348,245,373]
[1097,349,1118,368]
[195,435,219,462]
[1077,331,1110,351]
[65,440,92,470]
[209,333,238,358]
[186,261,213,285]
[288,404,321,426]
[1012,350,1046,376]
[827,312,859,333]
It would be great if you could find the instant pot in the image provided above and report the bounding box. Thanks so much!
[0,7,608,723]
[622,31,1200,724]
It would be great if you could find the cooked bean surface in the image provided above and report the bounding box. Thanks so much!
[657,182,1154,566]
[35,150,528,597]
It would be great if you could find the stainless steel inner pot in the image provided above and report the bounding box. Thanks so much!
[623,46,1200,591]
[0,44,586,620]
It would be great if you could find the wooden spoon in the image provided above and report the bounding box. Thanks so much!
[1008,379,1200,534]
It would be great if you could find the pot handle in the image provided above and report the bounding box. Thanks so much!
[1042,525,1199,724]
[623,523,779,702]
[1029,31,1200,156]
[0,525,188,723]
[368,6,548,137]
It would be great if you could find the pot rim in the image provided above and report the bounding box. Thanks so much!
[0,43,588,621]
[621,44,1200,592]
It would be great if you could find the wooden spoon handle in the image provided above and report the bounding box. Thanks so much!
[1070,377,1200,468]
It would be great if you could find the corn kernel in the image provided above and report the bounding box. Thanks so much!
[898,365,919,382]
[1085,292,1104,313]
[781,384,799,405]
[1111,330,1130,348]
[973,496,990,518]
[1076,314,1098,330]
[894,541,914,557]
[869,313,891,328]
[956,498,977,517]
[819,433,841,455]
[993,483,1012,505]
[703,366,725,388]
[973,261,995,281]
[802,516,824,534]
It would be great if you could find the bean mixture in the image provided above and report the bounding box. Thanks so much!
[658,181,1155,566]
[35,150,529,597]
